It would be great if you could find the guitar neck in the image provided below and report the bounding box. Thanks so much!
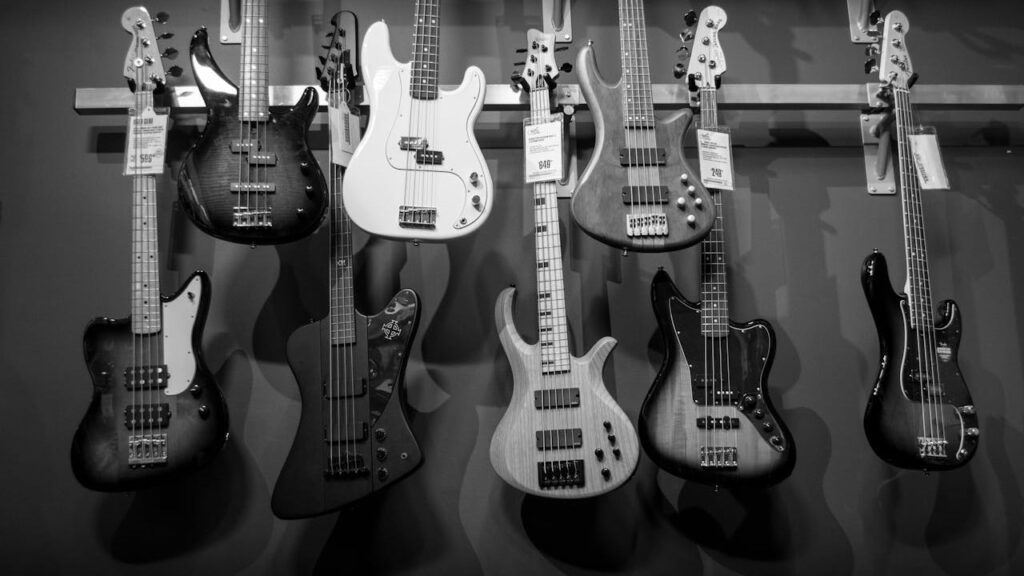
[892,86,935,330]
[696,87,729,336]
[240,0,269,120]
[530,84,571,374]
[130,89,161,334]
[410,0,441,100]
[618,0,655,130]
[329,161,356,345]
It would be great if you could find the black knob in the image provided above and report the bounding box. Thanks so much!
[189,384,202,397]
[762,421,774,432]
[673,62,686,79]
[305,184,315,198]
[603,421,612,431]
[740,394,756,412]
[754,408,765,419]
[770,435,782,446]
[374,428,387,441]
[198,405,210,419]
[300,161,310,173]
[377,467,389,482]
[613,448,622,460]
[864,58,878,74]
[595,448,605,461]
[684,10,698,27]
[607,434,616,445]
[601,468,611,480]
[376,448,388,462]
[559,63,573,73]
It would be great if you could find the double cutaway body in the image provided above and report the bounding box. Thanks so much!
[861,251,979,470]
[177,28,327,245]
[571,45,715,252]
[272,290,421,518]
[71,272,228,491]
[640,270,794,485]
[343,21,492,242]
[490,288,639,498]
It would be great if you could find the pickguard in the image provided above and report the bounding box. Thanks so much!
[162,274,202,395]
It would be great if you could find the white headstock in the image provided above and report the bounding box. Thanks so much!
[521,28,560,92]
[686,6,728,91]
[878,11,914,89]
[121,7,167,93]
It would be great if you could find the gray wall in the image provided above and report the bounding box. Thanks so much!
[1,0,1023,574]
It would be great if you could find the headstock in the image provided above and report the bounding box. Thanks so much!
[121,7,178,93]
[511,29,569,93]
[876,11,915,90]
[684,6,728,91]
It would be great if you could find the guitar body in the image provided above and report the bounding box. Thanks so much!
[71,272,228,491]
[177,28,327,245]
[489,288,639,498]
[571,45,715,252]
[272,289,422,518]
[640,270,794,485]
[344,21,491,242]
[861,251,979,470]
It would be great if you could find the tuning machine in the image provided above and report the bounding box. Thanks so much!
[683,9,698,27]
[161,47,178,60]
[153,11,170,24]
[864,58,878,74]
[167,65,183,78]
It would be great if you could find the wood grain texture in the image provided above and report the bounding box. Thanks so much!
[272,289,422,518]
[70,272,228,492]
[570,44,715,252]
[639,270,794,486]
[177,28,327,245]
[861,251,979,470]
[489,288,639,498]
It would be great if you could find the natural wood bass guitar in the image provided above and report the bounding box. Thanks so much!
[490,31,639,498]
[72,8,228,491]
[639,8,793,486]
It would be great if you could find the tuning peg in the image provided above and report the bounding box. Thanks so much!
[513,61,525,67]
[865,44,880,56]
[316,66,323,79]
[864,58,878,74]
[869,10,882,26]
[161,47,179,60]
[158,32,174,40]
[321,43,331,50]
[673,62,687,79]
[515,48,528,53]
[167,65,183,78]
[511,70,522,82]
[559,62,573,73]
[683,10,698,27]
[154,11,169,24]
[319,56,327,65]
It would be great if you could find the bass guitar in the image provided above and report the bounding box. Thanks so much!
[571,0,716,252]
[272,14,423,518]
[490,31,639,498]
[861,10,979,470]
[177,0,327,245]
[640,7,793,486]
[71,7,228,491]
[343,0,492,243]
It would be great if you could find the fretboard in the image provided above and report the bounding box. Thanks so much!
[240,0,269,121]
[329,161,356,345]
[618,0,655,130]
[130,90,162,334]
[697,87,729,337]
[410,0,440,100]
[529,84,571,374]
[893,86,935,330]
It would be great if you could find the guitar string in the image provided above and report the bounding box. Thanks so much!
[428,0,439,225]
[241,0,251,226]
[327,69,339,475]
[619,1,637,238]
[402,0,416,223]
[132,38,141,460]
[256,0,268,227]
[636,0,655,245]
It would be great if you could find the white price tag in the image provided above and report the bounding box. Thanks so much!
[909,133,950,190]
[523,118,563,184]
[697,128,734,191]
[329,101,361,167]
[124,107,168,176]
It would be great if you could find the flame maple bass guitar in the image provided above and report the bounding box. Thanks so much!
[571,0,715,252]
[490,31,639,498]
[861,11,979,470]
[72,8,228,491]
[640,7,794,486]
[177,0,327,244]
[343,0,492,242]
[272,14,422,518]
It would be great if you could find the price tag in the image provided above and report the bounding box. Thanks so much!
[124,107,168,176]
[909,130,950,190]
[697,128,734,191]
[523,117,563,184]
[329,100,361,167]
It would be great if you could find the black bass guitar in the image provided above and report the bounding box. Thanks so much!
[72,8,228,491]
[177,0,327,245]
[861,11,979,470]
[272,15,422,518]
[639,8,793,486]
[571,0,715,252]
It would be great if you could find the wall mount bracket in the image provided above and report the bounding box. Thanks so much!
[859,112,896,195]
[847,0,881,44]
[543,0,572,43]
[220,0,241,44]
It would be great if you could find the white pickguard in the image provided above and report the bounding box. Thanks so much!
[162,274,203,395]
[345,21,492,242]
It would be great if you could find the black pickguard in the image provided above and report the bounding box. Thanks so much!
[861,251,979,471]
[177,27,327,245]
[70,271,228,492]
[640,269,795,485]
[272,289,422,518]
